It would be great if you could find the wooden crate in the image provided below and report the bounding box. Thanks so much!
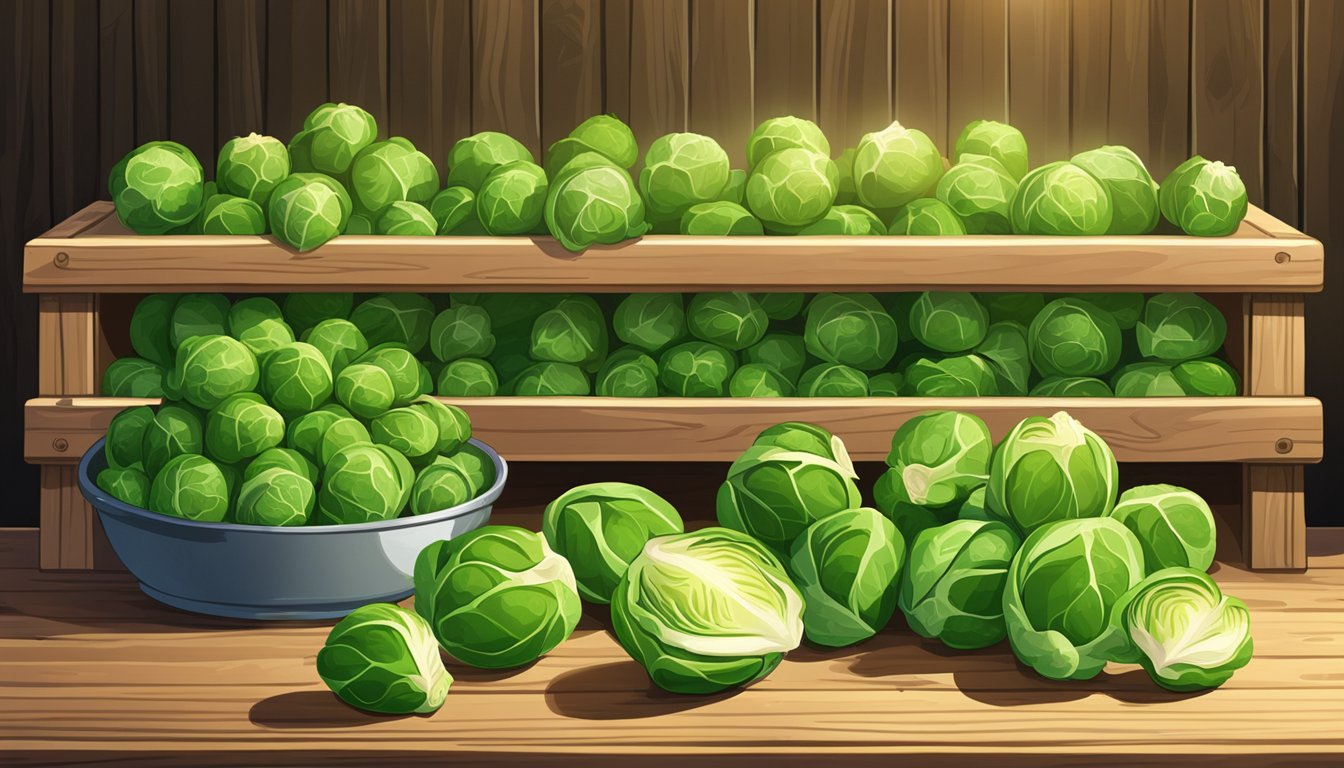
[22,202,1324,571]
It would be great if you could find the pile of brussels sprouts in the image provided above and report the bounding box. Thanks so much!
[94,292,496,525]
[104,289,1237,401]
[315,413,1252,715]
[108,104,1249,253]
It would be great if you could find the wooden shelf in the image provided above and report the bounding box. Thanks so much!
[25,395,1324,464]
[23,202,1324,294]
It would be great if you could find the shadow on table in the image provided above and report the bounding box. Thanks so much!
[544,660,745,720]
[249,690,425,729]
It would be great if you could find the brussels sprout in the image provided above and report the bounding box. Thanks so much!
[679,201,763,235]
[349,138,439,215]
[1065,292,1144,330]
[869,372,903,396]
[102,358,167,398]
[726,363,793,397]
[1029,376,1113,397]
[260,343,333,414]
[169,294,230,349]
[687,292,768,351]
[268,173,352,252]
[795,205,885,235]
[129,293,179,367]
[205,393,284,464]
[446,131,534,191]
[803,293,897,370]
[975,321,1031,395]
[935,155,1017,234]
[954,120,1029,181]
[1010,161,1113,235]
[746,116,830,169]
[304,318,369,375]
[658,341,736,397]
[987,411,1119,533]
[595,347,660,397]
[743,333,807,384]
[640,132,731,219]
[284,293,353,336]
[610,527,804,693]
[752,422,855,470]
[344,213,375,234]
[1136,293,1227,362]
[1172,357,1240,396]
[1108,484,1216,573]
[245,446,318,486]
[436,358,499,396]
[285,407,347,465]
[317,416,374,467]
[216,133,290,205]
[787,507,903,647]
[429,305,495,362]
[408,395,471,455]
[957,485,991,521]
[900,518,1021,649]
[530,295,608,365]
[983,292,1046,328]
[371,406,439,459]
[476,160,548,235]
[375,200,437,236]
[903,354,1000,397]
[569,113,639,168]
[166,334,259,410]
[798,363,869,397]
[233,467,314,526]
[429,186,482,234]
[353,343,422,407]
[317,602,453,715]
[193,193,267,235]
[853,121,944,210]
[350,293,435,353]
[833,147,858,204]
[716,444,862,554]
[141,405,205,478]
[1111,362,1185,396]
[289,103,377,176]
[544,160,648,251]
[613,294,685,352]
[745,148,838,231]
[881,411,992,510]
[109,141,205,234]
[718,169,748,204]
[1072,145,1159,234]
[230,296,295,357]
[437,443,496,496]
[1159,156,1248,237]
[909,292,989,353]
[334,363,396,418]
[874,492,960,545]
[1109,567,1253,691]
[97,467,151,508]
[106,406,155,471]
[317,443,410,524]
[754,293,806,322]
[410,459,476,516]
[1028,297,1122,377]
[148,453,229,522]
[414,525,581,668]
[514,362,591,396]
[888,199,967,235]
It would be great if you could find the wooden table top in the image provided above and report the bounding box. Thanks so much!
[3,524,1343,767]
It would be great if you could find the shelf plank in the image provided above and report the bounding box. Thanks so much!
[24,395,1324,464]
[23,202,1324,293]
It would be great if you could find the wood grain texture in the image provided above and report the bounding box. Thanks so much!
[1191,0,1265,204]
[820,0,893,152]
[38,465,116,571]
[216,0,266,144]
[1246,464,1307,569]
[1070,0,1112,152]
[1008,0,1072,163]
[948,0,1008,134]
[540,0,604,151]
[893,0,949,150]
[133,0,169,144]
[1107,0,1191,178]
[1249,294,1305,395]
[329,0,389,132]
[754,0,817,123]
[37,296,96,397]
[168,0,216,166]
[629,0,689,153]
[98,0,135,182]
[1264,0,1300,226]
[602,0,632,121]
[264,0,328,139]
[689,0,754,167]
[50,0,101,217]
[473,0,541,157]
[390,0,472,178]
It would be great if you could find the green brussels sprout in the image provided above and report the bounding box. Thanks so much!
[349,139,439,215]
[869,372,903,396]
[245,446,318,486]
[903,354,1000,397]
[268,173,353,252]
[719,169,748,205]
[957,485,991,521]
[954,119,1029,181]
[544,160,648,251]
[788,507,904,647]
[476,160,548,235]
[900,518,1022,649]
[530,295,608,365]
[542,482,684,604]
[284,293,353,336]
[746,148,838,232]
[568,114,638,168]
[909,291,989,353]
[166,334,259,410]
[746,116,830,169]
[1010,161,1113,235]
[803,293,897,370]
[881,411,992,509]
[437,443,496,495]
[429,305,495,362]
[987,411,1119,533]
[687,292,768,351]
[102,358,166,397]
[285,407,347,465]
[229,296,295,357]
[344,213,375,234]
[1028,297,1122,377]
[408,395,471,455]
[317,416,374,467]
[874,494,959,545]
[260,342,333,414]
[288,102,377,176]
[446,131,534,191]
[97,467,151,508]
[658,341,736,397]
[148,453,230,522]
[610,526,804,694]
[795,204,886,235]
[194,193,267,235]
[205,393,284,464]
[216,133,290,205]
[1064,292,1144,330]
[106,405,155,471]
[935,155,1017,234]
[436,358,499,397]
[129,293,179,367]
[375,200,437,236]
[853,121,944,210]
[596,347,660,397]
[679,201,764,235]
[141,404,205,478]
[109,141,205,234]
[716,443,862,554]
[794,361,867,396]
[350,293,435,353]
[514,362,591,396]
[334,363,396,418]
[751,421,855,469]
[304,318,369,375]
[1172,357,1240,396]
[1108,484,1216,573]
[1111,362,1185,396]
[317,602,452,714]
[356,343,425,407]
[729,363,795,397]
[415,525,581,668]
[317,443,411,524]
[639,132,731,220]
[1072,145,1160,234]
[833,147,858,204]
[1136,293,1227,362]
[170,293,230,349]
[1159,155,1249,236]
[888,199,967,235]
[613,294,685,353]
[1109,567,1252,691]
[983,292,1046,327]
[1030,376,1113,397]
[410,460,475,516]
[754,293,806,321]
[975,321,1030,395]
[743,333,807,384]
[429,186,483,234]
[370,406,439,459]
[234,467,314,526]
[1004,517,1145,680]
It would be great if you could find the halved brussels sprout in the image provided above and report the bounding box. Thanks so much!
[317,602,452,714]
[788,507,904,647]
[716,443,862,554]
[987,411,1119,533]
[1108,484,1216,573]
[900,518,1021,649]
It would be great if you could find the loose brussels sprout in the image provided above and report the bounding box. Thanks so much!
[234,467,314,526]
[544,159,648,251]
[795,205,885,235]
[446,131,534,191]
[719,168,748,204]
[788,507,904,647]
[1136,293,1227,362]
[408,395,471,455]
[334,363,396,418]
[194,194,267,235]
[975,321,1031,395]
[596,347,660,397]
[304,318,369,375]
[129,293,178,367]
[983,292,1046,328]
[1030,376,1113,397]
[568,113,639,168]
[1009,161,1113,235]
[901,518,1022,649]
[317,443,411,524]
[680,201,763,235]
[514,362,591,396]
[170,293,231,349]
[687,292,768,351]
[935,155,1017,234]
[531,295,608,365]
[542,482,685,604]
[1172,357,1240,396]
[109,141,205,234]
[803,293,897,370]
[1108,484,1216,573]
[429,186,482,234]
[166,335,259,410]
[350,293,435,354]
[141,404,205,477]
[754,293,806,321]
[375,200,437,236]
[102,358,166,398]
[746,116,830,169]
[869,372,904,396]
[284,293,353,336]
[888,199,967,235]
[289,102,377,176]
[205,393,285,464]
[317,602,452,714]
[910,292,989,353]
[745,148,838,231]
[245,446,318,486]
[954,119,1029,181]
[640,133,731,220]
[1111,362,1186,396]
[611,527,804,694]
[371,406,439,459]
[349,138,439,215]
[798,363,869,397]
[903,354,1000,396]
[874,494,959,545]
[1109,567,1253,691]
[716,444,862,554]
[260,342,333,414]
[317,416,373,467]
[106,405,155,471]
[729,363,795,397]
[414,525,581,668]
[853,121,944,210]
[752,421,855,470]
[987,411,1119,533]
[881,411,992,509]
[268,173,352,252]
[1028,297,1122,377]
[97,467,151,508]
[285,407,347,465]
[410,460,475,515]
[1159,155,1249,236]
[613,293,686,353]
[476,160,548,235]
[216,133,290,206]
[743,333,807,384]
[436,358,499,396]
[658,341,736,397]
[148,453,230,522]
[1072,145,1160,234]
[430,305,495,362]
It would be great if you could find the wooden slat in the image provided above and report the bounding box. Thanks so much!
[473,0,541,158]
[216,0,266,144]
[1191,0,1265,205]
[168,0,216,166]
[390,0,472,178]
[689,0,754,168]
[754,0,817,124]
[1070,0,1112,152]
[1107,0,1191,178]
[893,0,950,151]
[1008,0,1071,163]
[1246,465,1307,570]
[37,296,97,396]
[629,0,689,153]
[98,0,136,182]
[264,0,328,139]
[819,0,892,152]
[1264,0,1300,227]
[602,0,632,121]
[947,0,1008,135]
[50,0,101,218]
[1249,295,1306,395]
[329,0,389,132]
[540,0,604,151]
[133,0,169,145]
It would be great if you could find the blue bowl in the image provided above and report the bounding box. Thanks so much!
[78,438,508,620]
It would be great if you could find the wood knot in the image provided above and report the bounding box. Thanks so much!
[1275,438,1294,454]
[54,252,70,268]
[52,438,69,453]
[1274,252,1291,264]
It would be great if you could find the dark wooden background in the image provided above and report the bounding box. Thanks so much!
[2,0,1341,526]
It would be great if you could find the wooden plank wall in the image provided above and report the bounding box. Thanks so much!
[1,0,1342,526]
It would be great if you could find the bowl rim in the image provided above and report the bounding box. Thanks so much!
[79,436,509,534]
